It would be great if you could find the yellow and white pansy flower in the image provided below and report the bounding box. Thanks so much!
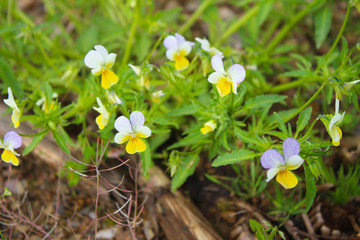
[107,91,122,105]
[195,37,223,57]
[114,111,151,154]
[36,93,58,113]
[164,33,195,71]
[84,45,119,89]
[208,54,246,98]
[128,64,150,89]
[151,90,165,103]
[200,120,217,135]
[3,87,21,128]
[0,131,22,166]
[320,98,345,146]
[261,138,304,189]
[93,98,110,130]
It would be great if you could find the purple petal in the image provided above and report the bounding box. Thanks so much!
[211,54,225,74]
[130,111,145,132]
[4,131,22,149]
[163,35,177,50]
[283,138,300,160]
[260,149,284,169]
[228,64,246,83]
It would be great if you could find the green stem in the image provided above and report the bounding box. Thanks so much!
[267,80,328,131]
[299,118,318,141]
[229,92,234,117]
[325,3,351,60]
[19,129,49,137]
[265,0,322,54]
[268,76,323,93]
[178,0,215,35]
[121,0,140,66]
[143,33,166,63]
[215,6,260,47]
[34,33,61,76]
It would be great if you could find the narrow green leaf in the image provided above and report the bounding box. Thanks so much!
[171,155,199,191]
[166,105,196,116]
[140,140,152,177]
[296,107,312,135]
[212,149,258,167]
[167,132,206,150]
[22,132,47,155]
[257,0,274,26]
[150,117,179,128]
[304,164,317,213]
[274,112,287,135]
[249,219,262,231]
[244,95,287,110]
[314,5,332,49]
[52,129,70,154]
[341,36,348,63]
[1,187,12,198]
[0,56,24,98]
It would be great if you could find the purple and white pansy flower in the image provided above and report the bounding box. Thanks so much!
[0,131,22,166]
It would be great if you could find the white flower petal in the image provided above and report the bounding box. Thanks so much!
[4,87,19,111]
[228,64,246,83]
[114,116,132,133]
[93,98,109,119]
[266,168,279,182]
[179,42,192,56]
[195,37,211,52]
[175,33,186,47]
[105,53,116,68]
[166,49,177,61]
[130,111,145,132]
[163,35,178,50]
[211,54,226,74]
[137,126,151,138]
[208,72,225,84]
[94,45,109,60]
[329,113,343,132]
[84,50,103,69]
[285,155,304,170]
[330,126,340,143]
[129,64,141,75]
[114,132,130,144]
[231,81,238,94]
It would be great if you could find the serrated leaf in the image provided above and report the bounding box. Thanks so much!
[171,155,199,191]
[244,95,287,110]
[314,5,332,49]
[212,149,258,167]
[304,164,317,213]
[296,107,312,135]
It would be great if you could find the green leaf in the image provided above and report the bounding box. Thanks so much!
[296,107,312,135]
[52,129,70,154]
[212,149,258,167]
[167,132,206,150]
[22,132,47,155]
[273,112,287,135]
[244,95,287,110]
[249,219,263,231]
[140,140,152,177]
[304,164,317,213]
[314,5,332,49]
[166,105,196,116]
[76,26,98,53]
[150,117,179,128]
[0,56,24,99]
[341,36,348,63]
[279,70,313,77]
[43,81,53,109]
[257,0,274,26]
[1,187,12,197]
[171,155,199,191]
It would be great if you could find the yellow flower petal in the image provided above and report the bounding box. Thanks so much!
[96,115,105,129]
[101,69,119,89]
[1,150,19,166]
[276,169,298,189]
[216,78,231,97]
[126,137,146,154]
[201,125,212,135]
[175,55,189,71]
[332,126,342,146]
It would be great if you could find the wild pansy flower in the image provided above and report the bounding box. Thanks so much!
[195,37,223,57]
[319,98,345,146]
[164,33,195,71]
[36,93,58,113]
[107,91,122,105]
[84,45,119,89]
[93,98,110,130]
[0,131,22,166]
[261,138,304,189]
[128,64,150,89]
[3,87,21,128]
[208,55,246,98]
[200,120,217,135]
[151,90,165,103]
[114,111,151,154]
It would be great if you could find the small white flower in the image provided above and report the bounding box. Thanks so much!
[93,98,110,130]
[36,93,58,113]
[151,90,165,103]
[0,131,22,166]
[328,98,345,146]
[163,33,195,71]
[107,91,122,105]
[195,37,223,57]
[3,87,21,128]
[84,45,119,89]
